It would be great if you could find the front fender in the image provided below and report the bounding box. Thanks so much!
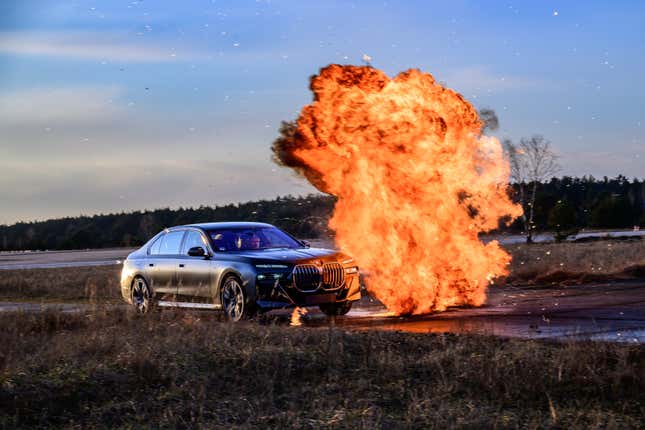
[345,273,361,301]
[213,262,257,305]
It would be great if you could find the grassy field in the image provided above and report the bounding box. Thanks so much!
[0,265,121,302]
[505,239,645,285]
[0,308,643,429]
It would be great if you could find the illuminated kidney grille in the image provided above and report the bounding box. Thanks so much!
[322,263,344,288]
[292,264,321,291]
[292,263,345,291]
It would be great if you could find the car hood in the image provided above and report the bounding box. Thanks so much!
[226,247,348,265]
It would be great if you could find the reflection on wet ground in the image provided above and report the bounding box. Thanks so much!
[267,280,645,343]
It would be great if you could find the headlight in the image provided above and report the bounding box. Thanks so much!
[345,266,359,274]
[256,264,290,281]
[257,273,284,280]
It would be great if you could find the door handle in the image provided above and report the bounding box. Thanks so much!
[179,264,185,268]
[148,263,154,267]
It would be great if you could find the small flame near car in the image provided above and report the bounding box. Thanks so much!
[290,306,308,326]
[273,64,522,315]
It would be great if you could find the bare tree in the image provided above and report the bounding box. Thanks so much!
[504,135,559,243]
[503,139,528,235]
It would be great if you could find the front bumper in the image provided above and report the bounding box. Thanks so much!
[255,271,361,309]
[120,263,135,304]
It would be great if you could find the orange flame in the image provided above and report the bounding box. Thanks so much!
[290,306,308,326]
[275,65,522,315]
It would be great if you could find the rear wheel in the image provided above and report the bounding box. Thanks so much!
[131,276,153,314]
[319,301,353,316]
[221,275,255,321]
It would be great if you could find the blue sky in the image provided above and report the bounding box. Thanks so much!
[0,0,643,224]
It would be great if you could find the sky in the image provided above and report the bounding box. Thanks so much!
[0,0,643,225]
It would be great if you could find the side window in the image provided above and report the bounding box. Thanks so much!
[159,231,185,255]
[149,234,164,255]
[182,230,207,254]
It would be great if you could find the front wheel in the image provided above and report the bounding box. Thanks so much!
[131,276,153,314]
[319,301,353,316]
[221,275,255,321]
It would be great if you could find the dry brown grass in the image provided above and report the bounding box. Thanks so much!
[504,239,645,285]
[0,242,643,427]
[0,265,122,302]
[0,308,643,429]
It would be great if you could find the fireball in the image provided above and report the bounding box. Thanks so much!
[274,65,522,315]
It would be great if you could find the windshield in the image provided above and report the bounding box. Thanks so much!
[207,227,303,252]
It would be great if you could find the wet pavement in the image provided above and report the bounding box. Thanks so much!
[0,248,133,270]
[0,302,88,313]
[271,281,645,343]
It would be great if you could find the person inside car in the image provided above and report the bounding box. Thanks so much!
[247,232,261,249]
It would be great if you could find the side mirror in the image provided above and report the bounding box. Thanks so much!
[188,246,207,257]
[301,240,311,248]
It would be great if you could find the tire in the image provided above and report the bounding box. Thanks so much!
[319,301,353,316]
[220,275,256,321]
[131,276,153,314]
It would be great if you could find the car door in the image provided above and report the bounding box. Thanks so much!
[144,233,165,291]
[150,230,185,297]
[176,229,213,300]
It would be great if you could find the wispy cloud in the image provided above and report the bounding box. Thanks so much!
[0,31,203,62]
[442,66,549,94]
[0,86,124,125]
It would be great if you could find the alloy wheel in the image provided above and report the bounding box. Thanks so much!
[132,277,151,313]
[222,277,245,321]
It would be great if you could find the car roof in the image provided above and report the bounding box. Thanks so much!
[177,221,275,230]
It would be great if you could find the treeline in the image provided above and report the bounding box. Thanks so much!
[1,176,644,251]
[511,175,645,235]
[0,195,335,251]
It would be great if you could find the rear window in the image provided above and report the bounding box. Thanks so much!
[149,235,163,255]
[154,231,185,255]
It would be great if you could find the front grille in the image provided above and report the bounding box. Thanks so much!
[292,264,321,292]
[292,263,346,292]
[322,263,345,289]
